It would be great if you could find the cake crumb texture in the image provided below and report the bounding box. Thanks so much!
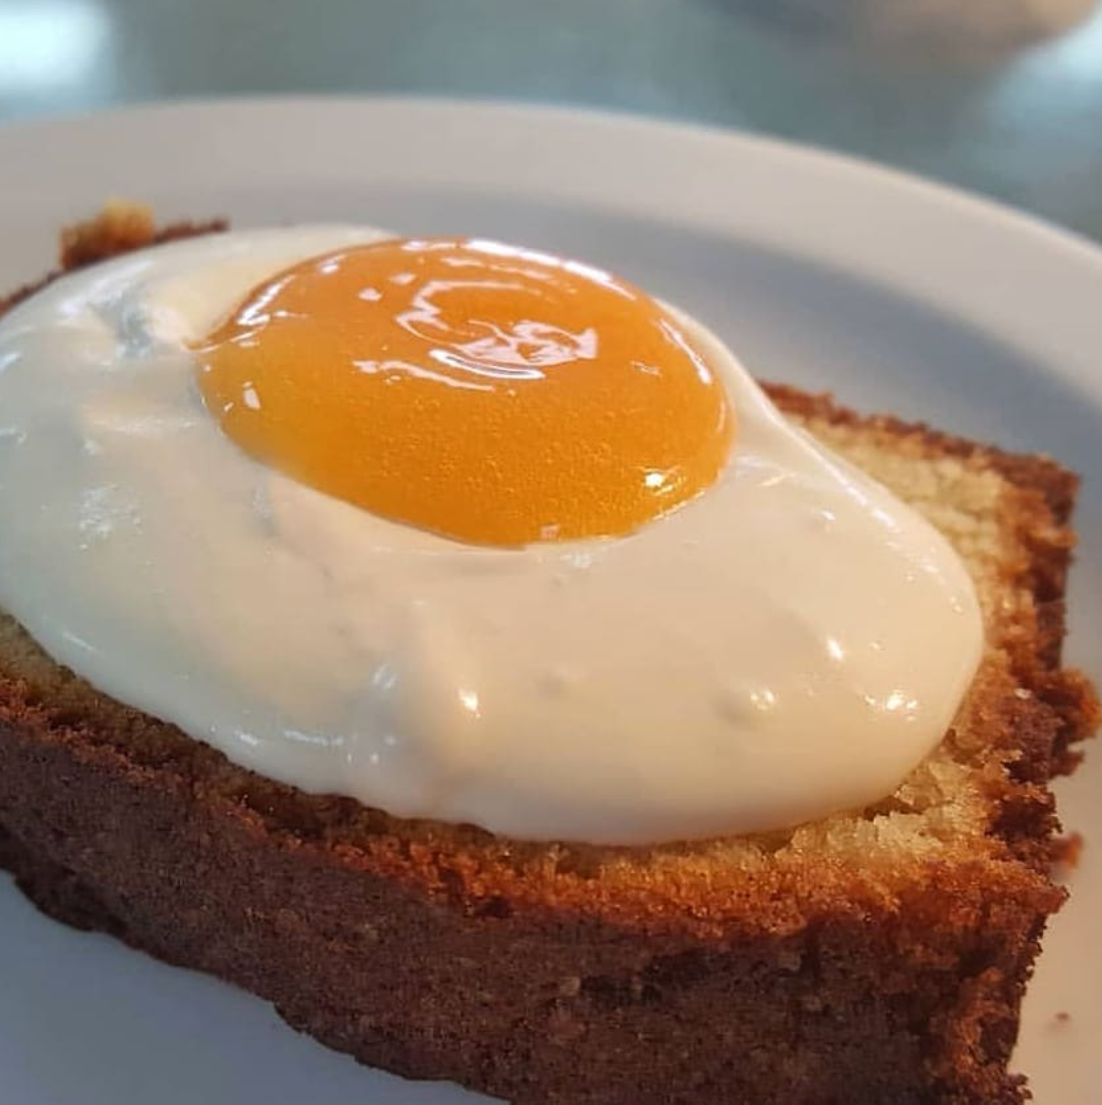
[0,208,1096,1105]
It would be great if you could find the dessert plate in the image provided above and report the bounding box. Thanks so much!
[0,97,1099,1105]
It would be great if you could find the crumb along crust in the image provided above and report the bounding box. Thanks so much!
[0,213,1097,1105]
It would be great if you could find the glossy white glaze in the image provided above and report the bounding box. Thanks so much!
[0,226,982,843]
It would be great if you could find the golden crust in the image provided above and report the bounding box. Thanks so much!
[0,204,228,317]
[0,210,1097,1104]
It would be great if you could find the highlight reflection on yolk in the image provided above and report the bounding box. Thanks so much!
[196,237,734,546]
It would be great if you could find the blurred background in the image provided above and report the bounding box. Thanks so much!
[0,0,1101,238]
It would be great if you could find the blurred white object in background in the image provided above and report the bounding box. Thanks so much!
[751,0,1100,54]
[872,0,1097,46]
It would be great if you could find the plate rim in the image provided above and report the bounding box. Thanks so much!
[1,92,1102,266]
[3,94,1102,403]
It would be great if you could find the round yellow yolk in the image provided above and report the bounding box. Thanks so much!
[195,237,734,546]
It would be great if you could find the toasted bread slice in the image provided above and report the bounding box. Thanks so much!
[0,211,1096,1105]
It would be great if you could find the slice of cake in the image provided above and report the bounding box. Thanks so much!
[0,211,1096,1105]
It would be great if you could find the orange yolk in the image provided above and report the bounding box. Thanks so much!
[195,237,734,546]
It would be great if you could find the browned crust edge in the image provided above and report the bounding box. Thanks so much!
[0,211,229,317]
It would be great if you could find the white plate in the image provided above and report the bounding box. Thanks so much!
[0,97,1099,1105]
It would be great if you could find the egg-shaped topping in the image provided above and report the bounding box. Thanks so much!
[194,238,734,545]
[0,225,986,845]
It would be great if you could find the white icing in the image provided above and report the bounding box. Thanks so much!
[0,227,983,844]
